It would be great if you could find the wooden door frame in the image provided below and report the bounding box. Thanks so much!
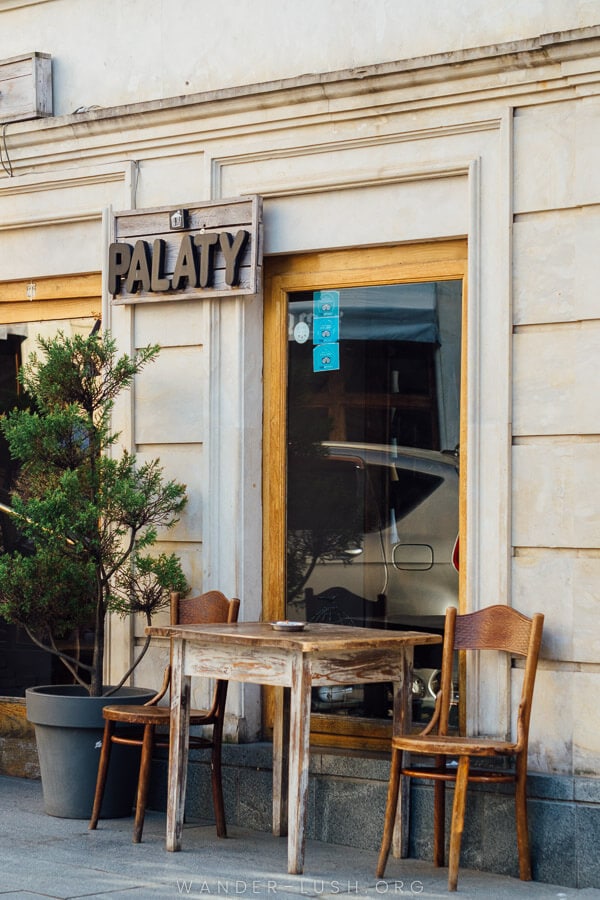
[263,240,468,748]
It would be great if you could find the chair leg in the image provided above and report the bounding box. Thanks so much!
[211,738,227,838]
[433,777,446,867]
[515,752,532,881]
[133,724,155,843]
[447,755,469,892]
[89,718,115,830]
[376,747,402,879]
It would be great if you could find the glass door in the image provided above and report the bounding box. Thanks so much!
[263,243,467,746]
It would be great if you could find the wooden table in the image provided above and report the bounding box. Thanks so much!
[146,621,441,874]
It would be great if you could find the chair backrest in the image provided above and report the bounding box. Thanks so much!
[438,604,544,744]
[163,591,240,713]
[172,589,240,627]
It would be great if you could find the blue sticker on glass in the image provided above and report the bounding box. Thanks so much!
[313,343,340,372]
[313,316,339,344]
[314,290,339,317]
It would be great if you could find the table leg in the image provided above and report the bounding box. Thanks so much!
[392,646,413,858]
[272,685,289,836]
[167,637,191,852]
[287,657,311,874]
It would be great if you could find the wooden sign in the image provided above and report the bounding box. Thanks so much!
[109,196,262,304]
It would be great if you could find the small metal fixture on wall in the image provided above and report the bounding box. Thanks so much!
[169,209,189,231]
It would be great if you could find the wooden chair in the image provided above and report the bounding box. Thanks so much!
[89,590,240,842]
[376,604,544,892]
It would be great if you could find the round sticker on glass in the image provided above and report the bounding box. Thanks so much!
[293,321,310,344]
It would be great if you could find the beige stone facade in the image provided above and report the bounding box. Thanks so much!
[1,2,600,883]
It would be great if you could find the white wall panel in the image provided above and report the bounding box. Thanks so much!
[134,155,206,210]
[526,666,600,777]
[513,550,600,664]
[262,177,468,254]
[513,206,600,326]
[513,442,600,549]
[133,345,205,444]
[135,447,204,543]
[0,219,101,280]
[132,299,208,348]
[526,667,573,774]
[513,322,600,436]
[0,164,131,221]
[514,97,600,214]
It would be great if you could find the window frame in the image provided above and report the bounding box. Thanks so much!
[263,241,468,749]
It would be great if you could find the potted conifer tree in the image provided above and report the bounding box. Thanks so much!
[0,328,188,817]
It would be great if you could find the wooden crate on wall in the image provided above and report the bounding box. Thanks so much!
[0,53,52,123]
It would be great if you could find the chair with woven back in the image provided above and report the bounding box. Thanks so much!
[89,589,240,843]
[376,603,544,892]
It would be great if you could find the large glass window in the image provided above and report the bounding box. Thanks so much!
[285,281,461,724]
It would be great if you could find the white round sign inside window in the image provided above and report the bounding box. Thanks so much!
[293,322,310,344]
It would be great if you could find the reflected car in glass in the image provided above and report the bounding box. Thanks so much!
[287,441,459,626]
[286,441,459,717]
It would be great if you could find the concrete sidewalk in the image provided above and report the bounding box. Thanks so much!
[1,774,598,900]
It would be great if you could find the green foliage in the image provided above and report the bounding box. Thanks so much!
[0,548,96,638]
[111,552,190,619]
[0,330,188,695]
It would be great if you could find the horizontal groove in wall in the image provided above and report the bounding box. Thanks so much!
[134,443,204,453]
[514,199,600,219]
[513,319,600,334]
[524,659,600,674]
[512,434,600,444]
[513,546,600,558]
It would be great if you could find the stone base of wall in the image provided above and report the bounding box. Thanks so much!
[147,742,600,890]
[0,697,40,779]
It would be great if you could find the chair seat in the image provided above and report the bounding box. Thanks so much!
[103,704,213,726]
[393,732,518,757]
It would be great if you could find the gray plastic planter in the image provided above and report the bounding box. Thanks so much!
[26,684,156,819]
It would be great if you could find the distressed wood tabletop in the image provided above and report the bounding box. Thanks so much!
[147,620,443,650]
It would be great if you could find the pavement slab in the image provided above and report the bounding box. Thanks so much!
[1,775,599,900]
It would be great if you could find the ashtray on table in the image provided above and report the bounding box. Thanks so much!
[270,621,307,632]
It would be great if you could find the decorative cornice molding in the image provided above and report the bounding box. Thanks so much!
[0,28,598,177]
[0,210,101,231]
[211,120,500,198]
[0,166,126,198]
[5,27,600,141]
[215,118,502,168]
[221,159,474,201]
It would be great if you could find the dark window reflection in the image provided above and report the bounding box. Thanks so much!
[286,281,461,722]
